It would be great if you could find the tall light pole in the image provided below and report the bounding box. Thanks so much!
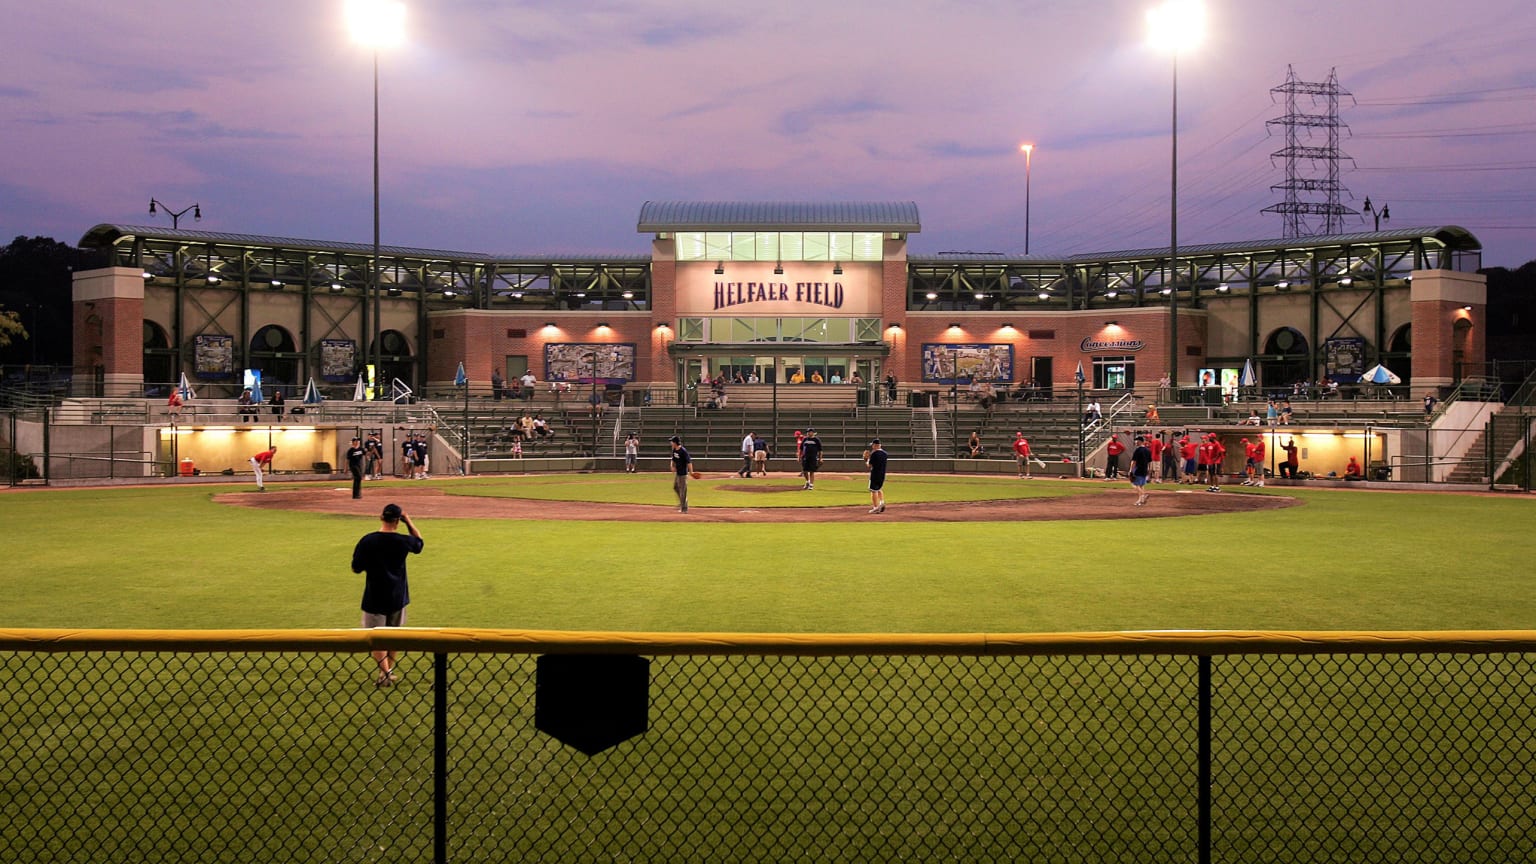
[148,198,201,229]
[1019,143,1034,255]
[347,0,406,400]
[1147,0,1204,396]
[1363,196,1390,231]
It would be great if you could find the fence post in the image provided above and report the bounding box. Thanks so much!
[434,651,448,864]
[1198,654,1212,864]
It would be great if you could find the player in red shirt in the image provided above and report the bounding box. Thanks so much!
[1206,434,1227,492]
[1147,433,1166,483]
[250,446,278,491]
[1011,431,1033,478]
[1179,435,1198,484]
[1105,432,1126,480]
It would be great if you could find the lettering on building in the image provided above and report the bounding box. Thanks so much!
[713,281,845,311]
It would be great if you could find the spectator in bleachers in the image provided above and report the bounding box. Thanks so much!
[270,388,285,421]
[967,431,984,459]
[238,387,257,422]
[1266,400,1279,426]
[1279,400,1294,425]
[1083,399,1102,425]
[492,370,505,401]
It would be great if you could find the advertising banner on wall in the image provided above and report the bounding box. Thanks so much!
[674,261,881,317]
[920,343,1014,384]
[545,343,637,384]
[319,339,356,381]
[193,334,234,378]
[1324,337,1366,381]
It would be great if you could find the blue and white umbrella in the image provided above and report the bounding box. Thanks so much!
[352,374,367,402]
[176,371,197,402]
[1358,364,1402,385]
[1239,358,1256,388]
[302,377,324,405]
[250,374,263,405]
[1074,361,1086,385]
[454,361,468,388]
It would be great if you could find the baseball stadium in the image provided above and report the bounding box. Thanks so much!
[4,201,1536,862]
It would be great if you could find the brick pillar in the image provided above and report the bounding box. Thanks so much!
[1409,270,1486,395]
[649,238,677,385]
[882,237,909,381]
[72,267,145,397]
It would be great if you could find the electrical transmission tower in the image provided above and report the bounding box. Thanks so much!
[1262,66,1357,237]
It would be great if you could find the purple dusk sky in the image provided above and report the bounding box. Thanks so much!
[3,1,1533,267]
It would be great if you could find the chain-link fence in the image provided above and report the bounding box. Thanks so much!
[2,631,1534,863]
[1489,411,1536,491]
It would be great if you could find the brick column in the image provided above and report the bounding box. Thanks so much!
[1409,270,1486,395]
[882,237,909,380]
[72,267,145,397]
[649,238,677,385]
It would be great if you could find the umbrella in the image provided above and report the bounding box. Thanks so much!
[176,371,197,402]
[1358,364,1402,385]
[353,374,367,402]
[250,373,263,405]
[1239,358,1256,388]
[302,377,324,405]
[1074,361,1085,385]
[454,361,468,388]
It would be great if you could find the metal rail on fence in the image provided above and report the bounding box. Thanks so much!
[3,629,1534,864]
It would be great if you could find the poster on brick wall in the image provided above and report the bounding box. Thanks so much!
[1324,337,1366,381]
[920,343,1014,384]
[193,334,234,378]
[545,343,636,384]
[320,339,356,381]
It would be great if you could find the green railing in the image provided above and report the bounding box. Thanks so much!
[3,629,1534,863]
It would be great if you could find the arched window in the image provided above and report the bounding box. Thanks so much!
[249,325,299,393]
[369,329,415,395]
[1261,327,1311,386]
[143,320,174,395]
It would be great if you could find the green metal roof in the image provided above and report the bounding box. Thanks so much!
[637,201,920,233]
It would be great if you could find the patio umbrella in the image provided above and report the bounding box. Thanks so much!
[353,374,367,401]
[250,374,263,405]
[1358,364,1402,385]
[454,361,468,388]
[176,371,197,402]
[302,377,324,405]
[1239,358,1256,387]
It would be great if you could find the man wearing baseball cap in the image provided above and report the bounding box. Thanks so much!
[669,436,693,513]
[350,503,424,687]
[799,428,823,490]
[345,436,367,499]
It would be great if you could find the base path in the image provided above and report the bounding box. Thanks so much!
[220,480,1299,523]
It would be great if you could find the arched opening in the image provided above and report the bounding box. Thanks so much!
[143,320,174,396]
[370,329,415,396]
[249,325,299,396]
[1383,324,1412,384]
[1261,327,1311,387]
[1452,318,1473,380]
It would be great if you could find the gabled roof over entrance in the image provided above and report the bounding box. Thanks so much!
[638,201,920,233]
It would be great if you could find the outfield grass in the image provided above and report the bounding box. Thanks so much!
[6,475,1535,862]
[5,475,1534,633]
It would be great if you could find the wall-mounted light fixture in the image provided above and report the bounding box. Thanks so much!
[1160,287,1173,295]
[621,291,634,300]
[886,323,902,332]
[543,322,557,329]
[947,322,962,330]
[832,262,843,275]
[1104,320,1119,327]
[1215,283,1230,293]
[655,322,671,331]
[330,283,345,293]
[1462,305,1473,312]
[1001,323,1014,330]
[773,261,784,275]
[1037,292,1050,300]
[142,271,154,280]
[925,292,938,300]
[714,262,725,275]
[206,274,222,285]
[268,280,284,290]
[1276,281,1291,290]
[1338,276,1354,286]
[597,322,610,329]
[1106,290,1119,299]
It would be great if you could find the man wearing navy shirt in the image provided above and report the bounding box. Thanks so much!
[799,428,823,490]
[351,503,425,687]
[669,435,693,513]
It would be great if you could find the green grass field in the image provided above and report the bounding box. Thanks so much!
[5,475,1535,862]
[6,474,1535,633]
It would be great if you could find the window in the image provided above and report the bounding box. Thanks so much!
[678,318,705,342]
[854,318,882,342]
[675,231,883,262]
[1093,356,1136,390]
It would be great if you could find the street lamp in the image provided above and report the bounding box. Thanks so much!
[1147,0,1205,396]
[148,198,201,229]
[1019,143,1034,255]
[347,0,406,400]
[1363,197,1390,231]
